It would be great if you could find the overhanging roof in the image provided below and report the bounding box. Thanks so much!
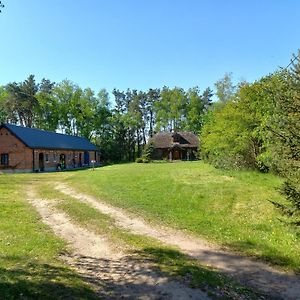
[1,123,98,151]
[151,132,199,149]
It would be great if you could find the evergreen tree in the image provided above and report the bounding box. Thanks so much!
[269,56,300,227]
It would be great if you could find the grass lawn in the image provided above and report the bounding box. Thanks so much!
[1,161,299,298]
[66,161,300,271]
[37,182,261,299]
[0,174,97,299]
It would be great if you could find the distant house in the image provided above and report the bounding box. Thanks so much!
[0,123,100,173]
[151,132,199,160]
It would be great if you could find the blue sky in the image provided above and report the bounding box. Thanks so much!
[0,0,299,94]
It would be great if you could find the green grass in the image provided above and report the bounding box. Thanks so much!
[1,161,299,298]
[37,183,263,299]
[66,161,300,271]
[0,175,97,299]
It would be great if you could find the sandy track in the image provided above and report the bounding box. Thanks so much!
[56,183,300,300]
[26,188,208,299]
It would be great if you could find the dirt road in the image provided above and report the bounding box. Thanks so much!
[27,188,209,299]
[55,183,300,300]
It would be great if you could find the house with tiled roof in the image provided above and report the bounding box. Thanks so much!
[0,123,100,172]
[150,132,199,160]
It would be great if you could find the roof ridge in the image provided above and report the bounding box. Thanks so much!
[1,123,98,151]
[4,123,89,140]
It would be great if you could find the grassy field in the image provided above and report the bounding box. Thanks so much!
[37,182,261,299]
[0,175,98,299]
[0,172,262,299]
[1,161,300,298]
[66,161,300,271]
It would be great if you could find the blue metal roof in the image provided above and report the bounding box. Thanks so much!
[1,123,98,151]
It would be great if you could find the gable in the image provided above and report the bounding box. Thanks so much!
[0,127,28,148]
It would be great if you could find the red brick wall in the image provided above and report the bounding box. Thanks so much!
[33,149,87,171]
[0,127,33,171]
[33,149,99,171]
[0,127,99,172]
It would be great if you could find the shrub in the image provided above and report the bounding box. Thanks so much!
[135,157,143,163]
[142,141,154,160]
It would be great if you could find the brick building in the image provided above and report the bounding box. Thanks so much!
[0,123,100,173]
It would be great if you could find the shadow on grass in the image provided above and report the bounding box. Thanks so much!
[62,252,210,300]
[226,239,299,270]
[133,247,268,300]
[0,257,98,300]
[1,247,284,300]
[1,253,209,300]
[61,250,270,299]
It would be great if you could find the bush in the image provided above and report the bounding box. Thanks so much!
[142,141,154,160]
[135,157,143,163]
[136,157,150,163]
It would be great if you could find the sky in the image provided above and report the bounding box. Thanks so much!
[0,0,300,95]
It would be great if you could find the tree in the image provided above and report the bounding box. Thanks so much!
[146,88,160,137]
[185,87,213,133]
[77,88,97,138]
[214,72,236,103]
[201,73,285,170]
[93,89,113,161]
[269,55,300,227]
[36,79,58,131]
[5,75,39,127]
[201,100,257,169]
[110,89,129,161]
[0,86,8,123]
[155,87,187,132]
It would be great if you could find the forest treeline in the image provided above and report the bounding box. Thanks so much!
[0,78,213,161]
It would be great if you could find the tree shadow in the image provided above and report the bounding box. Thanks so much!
[136,245,299,300]
[62,252,209,300]
[1,253,209,300]
[226,239,299,269]
[62,249,269,300]
[0,256,98,300]
[1,246,291,299]
[131,247,270,300]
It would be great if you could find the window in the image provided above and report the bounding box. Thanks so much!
[45,154,49,162]
[1,153,9,165]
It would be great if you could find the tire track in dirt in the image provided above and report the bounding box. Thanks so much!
[26,188,209,299]
[55,183,300,300]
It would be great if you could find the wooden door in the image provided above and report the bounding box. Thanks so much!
[39,153,44,171]
[173,150,180,160]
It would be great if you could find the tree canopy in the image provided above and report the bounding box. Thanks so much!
[0,75,213,162]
